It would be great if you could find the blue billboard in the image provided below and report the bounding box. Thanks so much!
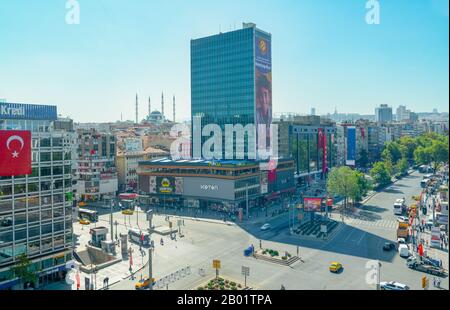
[346,126,356,166]
[0,102,57,121]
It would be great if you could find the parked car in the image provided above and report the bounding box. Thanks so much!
[260,223,272,231]
[383,242,396,251]
[380,281,410,290]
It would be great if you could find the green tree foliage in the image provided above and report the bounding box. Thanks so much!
[327,167,370,214]
[357,149,370,168]
[12,254,37,287]
[396,158,409,176]
[370,161,392,188]
[381,141,404,165]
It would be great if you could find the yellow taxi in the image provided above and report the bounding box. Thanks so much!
[78,202,87,207]
[329,262,343,273]
[135,276,155,290]
[79,218,91,225]
[122,209,134,215]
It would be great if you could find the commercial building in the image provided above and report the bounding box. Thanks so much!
[191,22,273,160]
[0,102,73,290]
[375,104,393,123]
[74,129,118,202]
[137,158,295,214]
[274,115,337,186]
[116,146,169,192]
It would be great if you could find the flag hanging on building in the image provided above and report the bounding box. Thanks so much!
[0,130,32,176]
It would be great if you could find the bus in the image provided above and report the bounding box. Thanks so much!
[78,208,99,222]
[128,228,150,246]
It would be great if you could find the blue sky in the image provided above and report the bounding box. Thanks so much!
[0,0,448,122]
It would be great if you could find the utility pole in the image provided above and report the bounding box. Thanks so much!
[110,198,114,241]
[376,261,382,290]
[246,183,249,219]
[147,210,154,290]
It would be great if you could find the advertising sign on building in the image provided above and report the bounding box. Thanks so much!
[149,176,183,195]
[124,138,143,152]
[346,126,356,166]
[303,197,322,212]
[255,31,272,154]
[0,102,57,120]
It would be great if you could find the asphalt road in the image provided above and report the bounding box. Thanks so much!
[75,171,447,290]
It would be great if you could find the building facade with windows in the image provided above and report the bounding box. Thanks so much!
[0,102,73,290]
[274,115,337,186]
[74,129,118,202]
[191,23,273,160]
[137,158,295,214]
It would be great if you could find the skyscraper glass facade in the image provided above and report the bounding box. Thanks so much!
[191,24,272,159]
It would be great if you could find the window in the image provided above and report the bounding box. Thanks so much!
[14,229,27,241]
[40,152,51,162]
[28,226,40,238]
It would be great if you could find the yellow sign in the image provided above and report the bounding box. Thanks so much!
[213,260,221,269]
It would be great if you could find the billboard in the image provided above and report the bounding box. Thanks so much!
[0,102,57,120]
[346,126,356,166]
[183,177,235,201]
[124,138,143,152]
[255,31,272,152]
[304,197,322,212]
[149,176,183,195]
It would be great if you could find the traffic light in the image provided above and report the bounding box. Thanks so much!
[422,276,427,289]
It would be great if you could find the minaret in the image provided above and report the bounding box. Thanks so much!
[135,93,139,124]
[161,92,165,120]
[173,95,176,123]
[148,97,151,117]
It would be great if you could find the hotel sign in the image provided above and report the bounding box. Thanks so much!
[0,102,57,120]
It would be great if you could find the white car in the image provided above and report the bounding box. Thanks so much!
[380,281,410,290]
[397,216,408,223]
[398,244,410,258]
[260,223,272,231]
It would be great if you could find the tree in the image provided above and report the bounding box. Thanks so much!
[370,162,392,188]
[357,149,370,168]
[327,167,358,216]
[12,254,37,289]
[351,171,372,203]
[382,142,404,165]
[398,136,418,163]
[396,158,409,176]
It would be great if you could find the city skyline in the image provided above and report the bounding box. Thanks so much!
[0,0,448,123]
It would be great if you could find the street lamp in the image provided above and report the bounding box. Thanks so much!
[376,261,382,290]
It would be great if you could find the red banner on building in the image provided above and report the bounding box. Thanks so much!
[0,130,32,176]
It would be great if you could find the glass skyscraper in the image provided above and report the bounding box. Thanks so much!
[0,102,73,290]
[191,23,272,160]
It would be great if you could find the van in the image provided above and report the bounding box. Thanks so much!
[398,244,410,258]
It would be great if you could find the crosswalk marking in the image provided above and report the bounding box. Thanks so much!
[347,218,397,229]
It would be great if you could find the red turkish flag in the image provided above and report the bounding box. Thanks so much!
[0,130,32,176]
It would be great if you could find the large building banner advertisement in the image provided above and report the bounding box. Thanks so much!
[255,32,272,151]
[346,126,356,166]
